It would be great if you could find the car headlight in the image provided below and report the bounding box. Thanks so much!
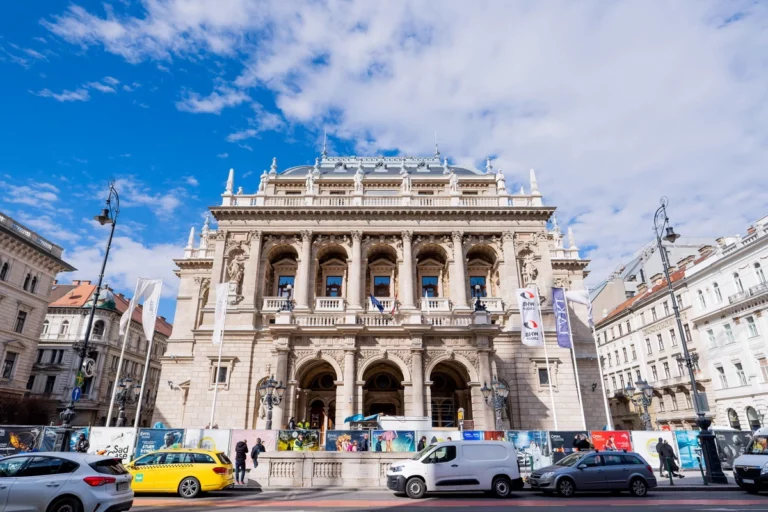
[761,463,768,475]
[391,466,403,473]
[540,472,555,480]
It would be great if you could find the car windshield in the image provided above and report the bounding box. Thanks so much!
[412,445,436,460]
[746,435,768,455]
[555,452,585,467]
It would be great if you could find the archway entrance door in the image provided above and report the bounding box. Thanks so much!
[363,361,404,417]
[295,360,337,432]
[430,362,472,428]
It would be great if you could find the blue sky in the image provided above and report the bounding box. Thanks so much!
[1,1,767,322]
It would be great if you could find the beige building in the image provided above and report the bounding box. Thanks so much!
[154,153,606,432]
[32,281,172,426]
[0,212,74,398]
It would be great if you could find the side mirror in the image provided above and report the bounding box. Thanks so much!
[577,464,587,469]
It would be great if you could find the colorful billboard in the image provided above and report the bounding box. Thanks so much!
[714,430,752,470]
[0,425,44,456]
[325,430,372,452]
[89,427,137,463]
[591,430,632,451]
[549,431,590,463]
[135,428,184,458]
[630,430,676,470]
[40,427,89,452]
[371,430,415,452]
[183,428,232,453]
[277,429,320,451]
[674,430,705,470]
[508,431,551,470]
[416,430,462,450]
[462,431,483,441]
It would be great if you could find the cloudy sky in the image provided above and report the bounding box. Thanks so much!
[1,0,766,320]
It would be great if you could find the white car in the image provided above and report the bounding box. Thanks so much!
[0,452,133,512]
[387,440,524,499]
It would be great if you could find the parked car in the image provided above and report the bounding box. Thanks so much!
[529,450,657,497]
[733,427,768,493]
[125,448,234,498]
[0,452,133,512]
[387,440,524,499]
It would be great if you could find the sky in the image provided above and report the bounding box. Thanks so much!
[1,0,767,322]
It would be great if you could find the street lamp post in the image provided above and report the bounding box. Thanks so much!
[280,284,294,312]
[653,197,726,483]
[56,181,119,451]
[114,377,141,427]
[625,379,654,430]
[481,377,509,430]
[258,375,286,430]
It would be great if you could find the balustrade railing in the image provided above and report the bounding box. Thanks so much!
[292,315,343,327]
[367,297,395,312]
[459,197,497,207]
[264,196,305,207]
[362,196,401,207]
[411,197,451,207]
[473,297,503,312]
[315,297,346,311]
[420,297,452,312]
[316,196,352,206]
[421,315,472,326]
[357,315,400,327]
[263,297,291,311]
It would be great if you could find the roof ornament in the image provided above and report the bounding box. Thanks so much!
[529,168,540,195]
[520,185,526,195]
[400,157,407,173]
[314,157,320,173]
[186,227,195,249]
[353,162,365,194]
[269,157,278,175]
[485,157,493,174]
[495,168,507,194]
[225,168,234,194]
[258,170,269,192]
[449,169,460,193]
[551,215,560,234]
[442,156,450,175]
[322,130,328,159]
[568,227,577,249]
[434,131,440,157]
[201,213,210,236]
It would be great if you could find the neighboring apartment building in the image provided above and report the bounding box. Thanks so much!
[0,212,74,398]
[595,254,712,430]
[685,216,768,432]
[32,280,172,426]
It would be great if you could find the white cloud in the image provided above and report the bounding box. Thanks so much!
[184,176,199,186]
[42,1,768,283]
[86,81,116,93]
[31,88,90,102]
[73,157,88,164]
[111,176,184,215]
[15,213,81,244]
[103,76,120,85]
[1,181,59,207]
[23,48,46,60]
[217,152,229,158]
[123,81,141,91]
[132,100,149,108]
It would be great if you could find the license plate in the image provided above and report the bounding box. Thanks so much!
[117,482,129,491]
[743,478,755,484]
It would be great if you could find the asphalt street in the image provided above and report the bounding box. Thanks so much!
[132,489,768,511]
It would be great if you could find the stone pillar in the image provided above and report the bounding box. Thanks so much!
[501,232,520,309]
[241,230,262,308]
[343,350,356,420]
[411,349,424,416]
[272,348,289,429]
[537,232,554,304]
[205,233,227,308]
[400,231,415,309]
[295,230,313,309]
[348,231,363,309]
[450,231,469,309]
[478,350,494,429]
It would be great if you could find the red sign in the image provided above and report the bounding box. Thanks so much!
[661,425,671,431]
[590,430,632,451]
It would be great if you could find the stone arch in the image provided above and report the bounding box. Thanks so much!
[265,243,299,298]
[362,358,406,417]
[357,352,412,383]
[425,353,479,383]
[315,244,349,298]
[292,352,343,382]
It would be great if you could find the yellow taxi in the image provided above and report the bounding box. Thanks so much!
[125,448,234,498]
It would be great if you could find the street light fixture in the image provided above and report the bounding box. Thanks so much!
[653,197,726,483]
[473,284,487,312]
[57,181,119,451]
[280,284,294,312]
[115,377,141,427]
[625,379,654,430]
[258,375,286,430]
[481,376,509,430]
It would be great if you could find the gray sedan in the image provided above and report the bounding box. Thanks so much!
[529,451,657,497]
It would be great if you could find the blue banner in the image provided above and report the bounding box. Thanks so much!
[135,428,184,458]
[674,430,705,470]
[40,427,89,452]
[552,287,572,348]
[462,430,482,441]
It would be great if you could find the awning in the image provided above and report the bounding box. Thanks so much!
[344,413,379,424]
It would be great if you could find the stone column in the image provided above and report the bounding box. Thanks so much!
[272,348,289,429]
[478,350,494,429]
[537,231,554,304]
[295,230,313,309]
[205,233,227,308]
[411,349,424,416]
[501,232,520,309]
[348,231,363,309]
[343,350,356,419]
[450,231,469,309]
[400,231,415,309]
[241,230,262,308]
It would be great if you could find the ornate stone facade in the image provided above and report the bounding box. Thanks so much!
[154,154,603,431]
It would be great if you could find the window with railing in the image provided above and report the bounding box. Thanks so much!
[635,369,641,381]
[469,276,487,298]
[713,283,722,303]
[651,307,658,321]
[421,276,439,298]
[685,393,692,409]
[607,353,612,367]
[651,365,658,381]
[325,276,343,297]
[619,374,625,388]
[698,290,706,309]
[734,273,744,293]
[646,338,652,355]
[622,348,628,363]
[663,301,670,316]
[756,262,766,284]
[373,276,390,297]
[671,394,678,411]
[611,376,617,390]
[657,333,665,351]
[684,323,692,342]
[663,362,671,379]
[677,358,685,376]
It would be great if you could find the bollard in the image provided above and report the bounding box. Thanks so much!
[697,455,707,485]
[665,458,674,486]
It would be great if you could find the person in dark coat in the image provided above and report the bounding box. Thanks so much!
[417,436,427,452]
[251,438,265,468]
[234,440,248,485]
[360,434,370,452]
[655,438,666,477]
[288,417,296,430]
[572,434,592,451]
[75,433,89,453]
[660,440,685,478]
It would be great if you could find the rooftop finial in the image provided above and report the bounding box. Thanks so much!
[322,130,328,158]
[486,157,493,174]
[529,168,540,195]
[434,131,440,157]
[520,185,526,195]
[225,168,234,194]
[568,227,577,249]
[199,214,210,250]
[551,215,560,234]
[186,226,195,249]
[442,156,450,175]
[314,157,320,173]
[270,157,277,175]
[202,213,210,235]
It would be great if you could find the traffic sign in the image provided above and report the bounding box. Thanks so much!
[75,371,85,387]
[72,387,81,402]
[82,358,97,378]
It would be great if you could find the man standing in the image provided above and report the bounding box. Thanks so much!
[234,439,248,485]
[75,433,89,453]
[656,438,666,477]
[251,438,265,468]
[660,440,685,478]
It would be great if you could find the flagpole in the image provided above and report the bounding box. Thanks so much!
[133,332,154,429]
[210,338,224,428]
[535,287,558,430]
[106,326,131,425]
[564,304,587,430]
[585,286,613,430]
[209,283,229,429]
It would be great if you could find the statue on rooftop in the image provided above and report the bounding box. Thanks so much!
[449,170,460,193]
[353,165,365,194]
[496,168,507,194]
[305,169,315,194]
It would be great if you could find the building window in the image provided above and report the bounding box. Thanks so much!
[277,275,295,297]
[663,301,670,316]
[537,368,550,386]
[717,366,727,388]
[60,320,70,335]
[724,323,735,344]
[626,320,631,334]
[36,350,45,363]
[676,294,684,308]
[469,276,487,298]
[747,406,761,431]
[2,353,17,380]
[747,316,759,338]
[651,365,658,381]
[44,375,56,393]
[761,358,768,382]
[13,311,27,334]
[619,374,625,388]
[651,307,658,321]
[26,375,35,390]
[707,329,717,348]
[54,350,64,364]
[756,262,766,284]
[604,377,609,391]
[324,276,343,297]
[373,276,391,297]
[107,381,114,399]
[42,320,49,334]
[736,363,747,386]
[611,327,615,340]
[622,348,628,363]
[684,323,692,341]
[685,393,693,409]
[657,333,665,351]
[211,366,228,385]
[30,276,37,293]
[663,362,671,379]
[0,262,8,280]
[611,376,617,389]
[728,408,742,430]
[111,356,119,371]
[671,394,678,411]
[284,191,301,195]
[677,358,685,376]
[669,329,678,346]
[618,324,623,336]
[698,290,706,309]
[22,273,31,291]
[646,338,652,355]
[607,353,612,366]
[631,344,637,360]
[641,311,646,325]
[421,276,439,298]
[713,283,722,303]
[635,369,642,382]
[734,273,744,293]
[615,350,620,365]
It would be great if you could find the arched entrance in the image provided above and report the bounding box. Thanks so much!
[727,408,742,430]
[429,361,473,428]
[363,361,404,416]
[747,406,761,431]
[295,360,337,432]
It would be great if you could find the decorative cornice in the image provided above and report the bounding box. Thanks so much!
[210,206,556,221]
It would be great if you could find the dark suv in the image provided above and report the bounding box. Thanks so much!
[529,451,657,497]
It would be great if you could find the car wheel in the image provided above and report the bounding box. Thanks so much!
[47,497,83,512]
[556,478,575,497]
[405,477,426,499]
[179,476,202,499]
[492,476,512,498]
[629,477,648,497]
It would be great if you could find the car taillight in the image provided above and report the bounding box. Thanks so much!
[646,465,653,473]
[213,467,228,474]
[84,476,117,487]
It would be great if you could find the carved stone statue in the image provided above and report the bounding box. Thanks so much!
[400,166,411,193]
[236,186,243,195]
[496,168,507,194]
[258,170,269,193]
[520,251,538,286]
[305,169,315,194]
[353,165,365,193]
[449,171,459,193]
[226,254,245,293]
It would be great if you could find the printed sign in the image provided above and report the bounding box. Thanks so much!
[371,430,415,452]
[674,430,705,470]
[135,428,184,458]
[516,288,543,346]
[416,430,462,450]
[0,426,44,455]
[508,431,552,470]
[630,430,677,469]
[549,431,591,463]
[183,429,232,453]
[324,430,372,452]
[229,430,277,461]
[89,427,137,463]
[591,430,632,451]
[714,430,752,470]
[277,429,320,451]
[462,430,483,441]
[40,427,89,452]
[484,431,507,441]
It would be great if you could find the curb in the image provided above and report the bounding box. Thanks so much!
[226,485,740,493]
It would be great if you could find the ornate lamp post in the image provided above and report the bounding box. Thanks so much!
[473,284,487,312]
[258,375,286,430]
[481,377,509,430]
[625,379,654,430]
[280,284,294,312]
[57,181,119,450]
[653,197,726,483]
[114,377,141,427]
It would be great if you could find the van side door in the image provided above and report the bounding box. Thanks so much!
[425,446,469,490]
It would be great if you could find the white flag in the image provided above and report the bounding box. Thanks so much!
[516,288,543,346]
[212,283,229,345]
[140,280,163,345]
[119,278,160,336]
[565,289,594,328]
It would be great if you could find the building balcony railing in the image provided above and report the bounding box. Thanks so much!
[421,315,472,327]
[262,297,291,311]
[411,196,451,207]
[362,196,401,207]
[315,297,346,311]
[420,297,452,312]
[474,297,504,312]
[357,315,401,327]
[291,315,343,327]
[255,194,514,208]
[367,297,395,312]
[728,283,768,305]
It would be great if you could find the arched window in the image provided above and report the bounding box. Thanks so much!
[727,408,742,430]
[697,290,706,309]
[734,273,744,293]
[756,262,766,284]
[0,262,8,281]
[92,320,105,339]
[30,276,37,294]
[746,406,761,431]
[42,320,50,335]
[60,320,70,335]
[23,273,31,291]
[713,283,722,303]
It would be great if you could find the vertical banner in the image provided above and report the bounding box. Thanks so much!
[674,431,705,470]
[552,288,572,348]
[516,288,543,346]
[565,289,594,328]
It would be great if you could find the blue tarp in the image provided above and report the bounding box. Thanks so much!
[344,413,379,424]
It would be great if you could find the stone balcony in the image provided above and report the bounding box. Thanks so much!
[420,297,452,312]
[315,297,345,312]
[229,193,536,208]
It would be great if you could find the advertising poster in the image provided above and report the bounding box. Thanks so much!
[508,431,552,470]
[277,429,320,451]
[135,428,184,458]
[40,427,89,452]
[371,430,415,452]
[591,430,632,451]
[228,430,277,462]
[0,426,44,455]
[89,427,137,463]
[631,430,677,469]
[714,430,752,470]
[484,431,507,441]
[324,430,373,452]
[549,431,590,463]
[183,429,232,453]
[416,430,462,448]
[674,430,705,470]
[462,431,482,441]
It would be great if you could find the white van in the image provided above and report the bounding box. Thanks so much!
[733,427,768,494]
[386,440,524,499]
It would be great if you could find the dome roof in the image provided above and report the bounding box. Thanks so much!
[279,156,484,178]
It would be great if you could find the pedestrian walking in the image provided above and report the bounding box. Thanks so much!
[660,440,685,478]
[234,439,248,485]
[251,438,265,468]
[288,417,296,430]
[417,436,427,452]
[655,438,666,477]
